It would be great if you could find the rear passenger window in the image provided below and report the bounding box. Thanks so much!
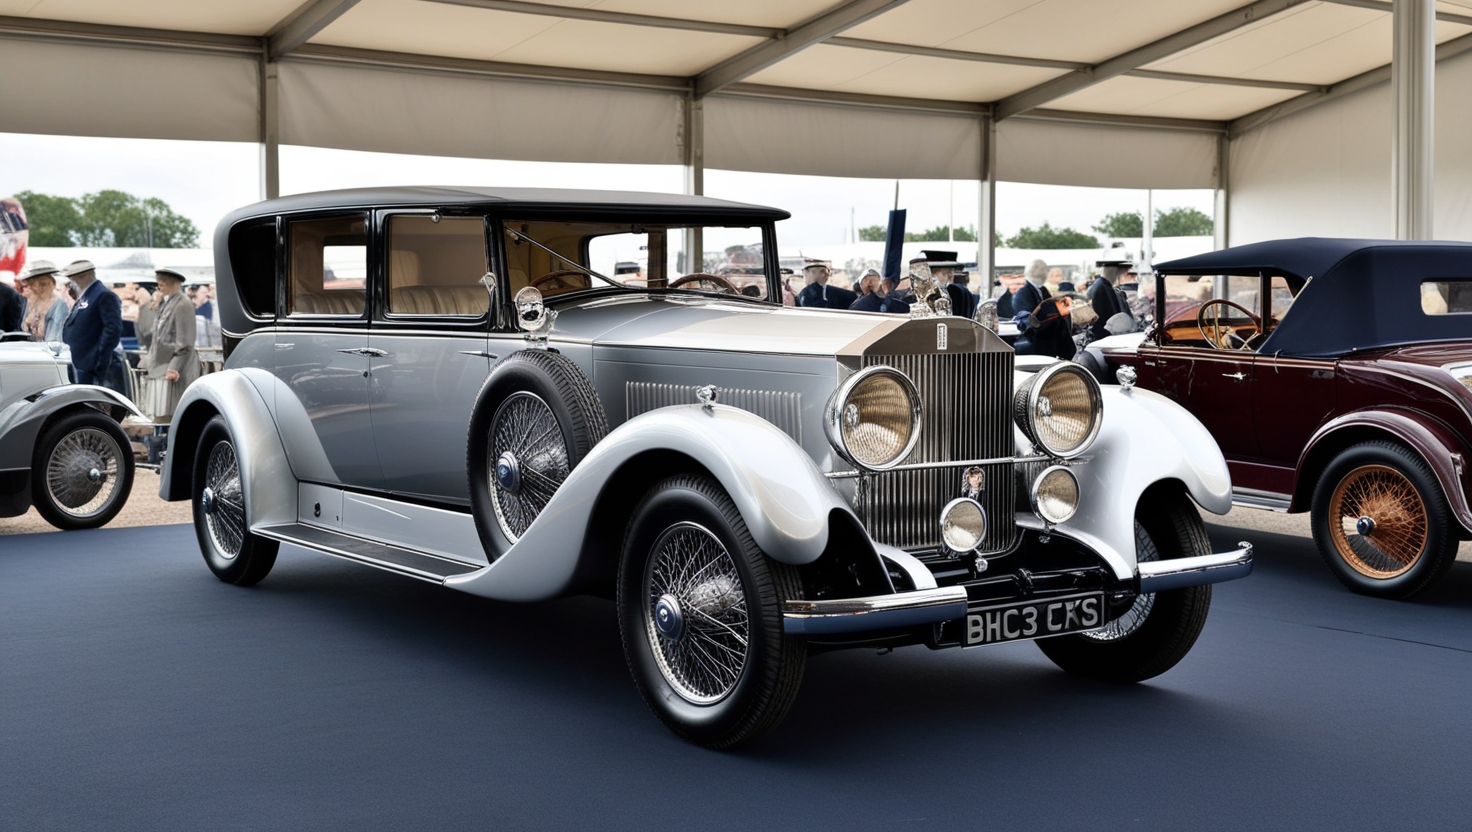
[287,215,367,317]
[385,215,490,317]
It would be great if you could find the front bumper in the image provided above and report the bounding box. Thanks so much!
[781,541,1253,636]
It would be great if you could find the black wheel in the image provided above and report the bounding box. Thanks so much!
[617,475,806,748]
[1310,441,1457,600]
[467,350,607,556]
[30,408,135,530]
[1037,490,1212,682]
[192,416,277,586]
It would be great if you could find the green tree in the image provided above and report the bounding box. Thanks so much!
[903,225,977,243]
[1005,223,1099,249]
[1153,206,1213,237]
[858,225,887,242]
[1093,211,1143,238]
[13,190,83,246]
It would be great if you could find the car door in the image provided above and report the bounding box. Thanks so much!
[271,212,384,490]
[367,211,495,504]
[1252,276,1337,477]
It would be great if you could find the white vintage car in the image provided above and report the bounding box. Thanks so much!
[0,334,140,529]
[160,188,1252,748]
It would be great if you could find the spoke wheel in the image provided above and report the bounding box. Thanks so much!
[30,410,135,531]
[203,440,246,559]
[488,391,570,542]
[644,522,750,705]
[1311,442,1456,600]
[1080,523,1159,642]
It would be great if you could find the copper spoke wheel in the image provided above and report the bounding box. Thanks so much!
[1328,464,1427,579]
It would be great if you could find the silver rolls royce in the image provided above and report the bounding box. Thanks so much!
[159,187,1251,748]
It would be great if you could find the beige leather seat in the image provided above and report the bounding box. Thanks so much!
[292,290,365,315]
[389,285,490,315]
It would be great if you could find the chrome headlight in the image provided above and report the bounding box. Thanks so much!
[1013,362,1103,458]
[825,366,922,470]
[1031,465,1080,525]
[940,497,987,553]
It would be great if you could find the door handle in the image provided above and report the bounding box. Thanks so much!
[1222,372,1246,381]
[336,347,390,357]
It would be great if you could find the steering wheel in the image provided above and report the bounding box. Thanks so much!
[531,269,592,293]
[668,273,741,294]
[1196,299,1262,350]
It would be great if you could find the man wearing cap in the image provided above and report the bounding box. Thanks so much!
[1086,256,1135,341]
[138,267,200,418]
[61,259,123,387]
[919,250,976,320]
[796,261,857,310]
[849,269,885,313]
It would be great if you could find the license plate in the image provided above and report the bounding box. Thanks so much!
[964,592,1105,647]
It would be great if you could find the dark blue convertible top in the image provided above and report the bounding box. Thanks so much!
[1155,238,1472,358]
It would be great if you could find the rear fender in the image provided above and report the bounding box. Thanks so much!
[158,369,296,528]
[446,403,856,602]
[1297,409,1472,534]
[1019,384,1232,580]
[0,384,143,472]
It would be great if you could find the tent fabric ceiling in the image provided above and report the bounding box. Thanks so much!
[0,0,1469,186]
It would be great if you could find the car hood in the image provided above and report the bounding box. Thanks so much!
[552,296,894,356]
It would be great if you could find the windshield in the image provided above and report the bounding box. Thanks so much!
[501,220,771,300]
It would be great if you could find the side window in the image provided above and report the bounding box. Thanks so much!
[385,215,490,316]
[287,214,367,317]
[1421,280,1472,315]
[1269,276,1296,321]
[227,219,277,318]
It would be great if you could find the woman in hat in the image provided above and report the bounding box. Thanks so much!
[138,267,199,418]
[18,260,70,342]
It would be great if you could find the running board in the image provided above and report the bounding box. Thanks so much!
[254,523,484,583]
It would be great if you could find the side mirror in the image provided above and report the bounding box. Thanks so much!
[514,285,545,332]
[975,298,999,333]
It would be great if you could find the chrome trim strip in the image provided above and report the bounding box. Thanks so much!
[253,524,484,584]
[1137,542,1253,593]
[826,454,1051,478]
[782,586,968,635]
[1232,487,1291,512]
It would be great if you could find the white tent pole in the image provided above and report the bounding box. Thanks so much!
[1393,0,1435,240]
[682,94,704,269]
[1143,188,1153,268]
[978,116,996,296]
[260,57,280,200]
[1214,133,1230,249]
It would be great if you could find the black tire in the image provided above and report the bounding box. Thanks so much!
[617,475,806,748]
[1036,490,1212,682]
[1310,441,1457,600]
[30,408,135,530]
[467,350,607,557]
[192,416,277,586]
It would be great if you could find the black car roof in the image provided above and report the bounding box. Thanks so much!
[1154,238,1472,358]
[218,187,790,226]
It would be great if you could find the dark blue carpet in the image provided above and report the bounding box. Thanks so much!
[3,522,1472,830]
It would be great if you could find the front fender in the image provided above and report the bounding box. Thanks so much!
[0,384,144,472]
[158,369,296,528]
[447,403,854,602]
[1021,385,1233,580]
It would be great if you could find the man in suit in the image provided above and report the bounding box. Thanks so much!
[918,251,977,321]
[61,260,122,386]
[0,276,23,332]
[1086,255,1135,341]
[849,269,885,312]
[878,274,912,315]
[796,261,857,310]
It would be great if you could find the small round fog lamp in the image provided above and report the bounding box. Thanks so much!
[940,498,987,553]
[1031,465,1080,525]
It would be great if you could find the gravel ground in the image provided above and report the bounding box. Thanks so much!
[4,477,1469,561]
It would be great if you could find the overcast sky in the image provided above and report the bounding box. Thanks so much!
[2,132,1214,250]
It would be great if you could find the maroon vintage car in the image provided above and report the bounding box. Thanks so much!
[1083,238,1472,599]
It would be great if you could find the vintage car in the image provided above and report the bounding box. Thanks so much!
[159,187,1251,747]
[1084,238,1472,600]
[0,334,140,529]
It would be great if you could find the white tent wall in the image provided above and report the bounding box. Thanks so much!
[702,95,982,180]
[0,39,258,143]
[1230,48,1472,245]
[996,118,1218,190]
[275,60,683,166]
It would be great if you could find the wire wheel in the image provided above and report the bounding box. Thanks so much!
[488,391,569,542]
[643,521,750,705]
[203,440,246,559]
[1081,521,1159,642]
[1328,464,1428,579]
[45,427,123,519]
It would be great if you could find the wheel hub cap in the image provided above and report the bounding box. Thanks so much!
[1356,515,1376,536]
[654,594,685,641]
[495,451,522,495]
[86,468,103,484]
[201,486,216,514]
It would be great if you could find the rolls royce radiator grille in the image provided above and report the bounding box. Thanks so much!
[860,350,1016,554]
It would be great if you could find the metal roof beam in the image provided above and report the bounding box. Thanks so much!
[825,37,1086,70]
[1124,68,1324,92]
[993,0,1312,121]
[289,43,690,91]
[421,0,780,38]
[1320,0,1472,27]
[268,0,363,59]
[0,14,259,54]
[1019,108,1227,135]
[1230,30,1472,136]
[695,0,913,98]
[717,82,986,116]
